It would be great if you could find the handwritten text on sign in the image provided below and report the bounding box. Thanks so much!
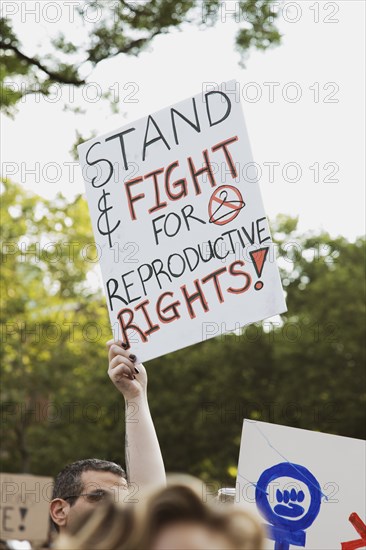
[78,81,287,361]
[236,421,366,550]
[0,473,53,543]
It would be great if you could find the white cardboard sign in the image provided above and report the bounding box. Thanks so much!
[236,420,366,550]
[78,81,287,362]
[0,473,53,543]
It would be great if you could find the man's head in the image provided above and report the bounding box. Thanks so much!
[50,459,128,533]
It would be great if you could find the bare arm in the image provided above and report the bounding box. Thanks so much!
[107,341,166,492]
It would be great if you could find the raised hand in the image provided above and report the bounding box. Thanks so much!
[107,340,147,401]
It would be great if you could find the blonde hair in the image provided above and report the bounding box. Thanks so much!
[137,476,264,550]
[56,476,264,550]
[55,498,135,550]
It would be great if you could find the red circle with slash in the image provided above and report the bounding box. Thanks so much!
[208,185,245,226]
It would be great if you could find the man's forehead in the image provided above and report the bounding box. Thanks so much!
[81,469,128,490]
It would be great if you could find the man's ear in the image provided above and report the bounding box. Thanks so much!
[50,498,70,529]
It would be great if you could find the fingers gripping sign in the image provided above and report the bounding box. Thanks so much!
[107,340,147,401]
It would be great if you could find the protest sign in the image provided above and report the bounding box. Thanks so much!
[78,81,287,362]
[236,420,366,550]
[0,473,53,543]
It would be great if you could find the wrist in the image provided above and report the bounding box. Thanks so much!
[123,390,148,406]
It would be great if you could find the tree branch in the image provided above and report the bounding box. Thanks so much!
[87,30,161,64]
[120,0,152,17]
[0,40,86,86]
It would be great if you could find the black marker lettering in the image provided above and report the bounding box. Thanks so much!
[143,116,171,162]
[205,91,232,127]
[85,142,113,188]
[106,128,136,171]
[171,98,201,145]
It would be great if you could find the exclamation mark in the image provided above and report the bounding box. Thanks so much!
[19,507,28,531]
[249,247,269,290]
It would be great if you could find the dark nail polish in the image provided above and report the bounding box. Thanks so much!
[129,354,136,362]
[121,343,128,349]
[134,367,140,374]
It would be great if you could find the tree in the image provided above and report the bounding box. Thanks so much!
[0,0,281,113]
[146,219,366,483]
[0,179,115,473]
[1,1,364,484]
[1,180,365,481]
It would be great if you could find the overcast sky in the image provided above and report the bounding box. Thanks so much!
[2,0,365,240]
